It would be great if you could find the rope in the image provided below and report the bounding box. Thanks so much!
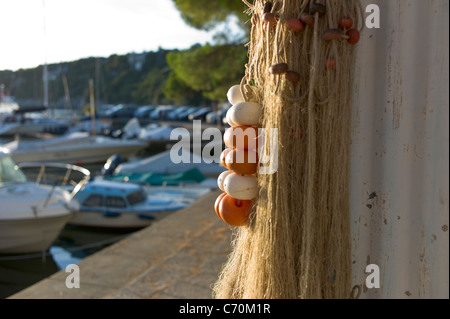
[213,0,361,299]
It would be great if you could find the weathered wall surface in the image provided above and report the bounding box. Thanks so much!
[350,0,449,298]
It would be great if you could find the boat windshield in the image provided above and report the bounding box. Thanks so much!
[0,157,27,187]
[127,190,146,206]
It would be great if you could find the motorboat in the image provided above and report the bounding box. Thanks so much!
[113,149,226,178]
[0,91,19,116]
[69,178,211,229]
[1,131,148,165]
[0,99,71,137]
[0,117,70,136]
[0,153,87,254]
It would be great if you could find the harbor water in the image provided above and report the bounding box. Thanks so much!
[0,226,137,298]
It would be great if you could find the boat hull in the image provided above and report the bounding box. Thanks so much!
[0,213,73,254]
[0,122,68,136]
[68,210,168,229]
[10,143,145,165]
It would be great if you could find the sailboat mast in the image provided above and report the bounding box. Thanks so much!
[89,79,96,138]
[43,64,48,108]
[42,0,49,114]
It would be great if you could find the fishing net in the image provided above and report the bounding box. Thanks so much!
[213,0,363,299]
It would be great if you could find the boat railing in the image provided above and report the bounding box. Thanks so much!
[18,161,91,198]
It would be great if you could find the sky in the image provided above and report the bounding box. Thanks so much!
[0,0,217,71]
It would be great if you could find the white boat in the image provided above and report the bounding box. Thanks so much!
[0,86,19,116]
[114,149,226,178]
[0,116,70,136]
[0,154,85,254]
[0,86,71,137]
[1,131,147,165]
[69,179,211,229]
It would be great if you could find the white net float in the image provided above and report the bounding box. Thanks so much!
[223,173,258,201]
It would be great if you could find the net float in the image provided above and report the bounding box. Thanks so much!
[226,107,238,127]
[270,63,289,75]
[227,85,245,105]
[309,3,326,17]
[346,29,360,44]
[287,18,304,32]
[223,173,258,201]
[224,125,259,151]
[300,13,314,27]
[229,102,262,127]
[217,170,233,192]
[218,195,253,227]
[220,148,233,169]
[285,70,301,83]
[214,193,227,218]
[339,17,354,29]
[225,149,259,175]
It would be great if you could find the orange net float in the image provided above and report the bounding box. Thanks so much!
[287,17,304,32]
[224,125,259,151]
[218,194,253,227]
[346,29,360,44]
[225,149,259,176]
[338,17,354,30]
[214,192,227,219]
[220,148,233,169]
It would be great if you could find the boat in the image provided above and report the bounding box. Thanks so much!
[69,178,211,229]
[1,131,148,165]
[0,90,19,116]
[0,84,71,137]
[0,115,70,136]
[104,167,208,186]
[113,149,227,178]
[0,153,86,254]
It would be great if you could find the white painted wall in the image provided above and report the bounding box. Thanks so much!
[350,0,449,298]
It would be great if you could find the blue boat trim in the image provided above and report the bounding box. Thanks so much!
[138,214,156,220]
[104,211,121,218]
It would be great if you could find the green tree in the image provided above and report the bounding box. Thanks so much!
[163,71,206,106]
[164,0,250,105]
[166,43,247,103]
[172,0,249,32]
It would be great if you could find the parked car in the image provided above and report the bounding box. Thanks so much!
[167,106,189,121]
[206,108,229,124]
[103,104,137,119]
[149,105,174,121]
[188,107,212,121]
[177,107,199,121]
[134,105,155,118]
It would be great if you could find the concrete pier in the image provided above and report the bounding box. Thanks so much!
[9,190,232,299]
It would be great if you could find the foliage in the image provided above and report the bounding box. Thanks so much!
[172,0,249,32]
[165,43,247,102]
[0,49,175,108]
[163,0,250,104]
